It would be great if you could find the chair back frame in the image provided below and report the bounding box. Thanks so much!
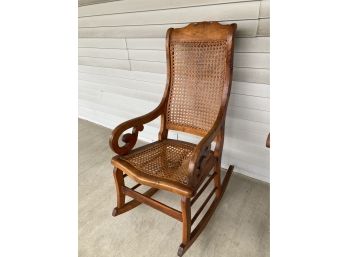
[159,22,236,139]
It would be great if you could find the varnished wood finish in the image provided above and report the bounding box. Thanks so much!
[122,186,183,221]
[109,22,237,256]
[113,168,125,209]
[130,183,141,190]
[113,154,195,197]
[191,187,217,225]
[178,166,234,257]
[181,197,191,246]
[213,125,225,198]
[190,172,216,206]
[112,188,158,217]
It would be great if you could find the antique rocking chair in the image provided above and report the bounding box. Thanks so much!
[109,21,237,256]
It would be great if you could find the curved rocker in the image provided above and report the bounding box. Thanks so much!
[109,22,237,256]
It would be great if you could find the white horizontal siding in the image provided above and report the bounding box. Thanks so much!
[79,2,260,28]
[125,38,166,50]
[79,64,166,83]
[230,106,269,124]
[230,94,269,111]
[130,60,166,74]
[79,0,255,17]
[259,0,270,18]
[257,18,270,36]
[79,80,162,103]
[79,48,129,59]
[79,38,126,48]
[79,19,259,38]
[79,72,164,94]
[78,0,270,182]
[128,49,165,62]
[78,0,119,7]
[232,81,270,98]
[79,57,130,70]
[233,67,270,84]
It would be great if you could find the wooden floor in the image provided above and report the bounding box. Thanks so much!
[79,119,270,257]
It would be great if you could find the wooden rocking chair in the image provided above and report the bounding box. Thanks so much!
[109,21,237,256]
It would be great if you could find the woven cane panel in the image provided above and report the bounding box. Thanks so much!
[167,40,227,134]
[121,140,195,185]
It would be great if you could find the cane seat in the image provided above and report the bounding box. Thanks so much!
[113,139,214,196]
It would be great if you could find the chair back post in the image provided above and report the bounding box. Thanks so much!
[158,28,174,140]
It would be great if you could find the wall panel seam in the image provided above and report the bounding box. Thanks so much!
[78,18,260,28]
[79,0,261,18]
[124,38,132,70]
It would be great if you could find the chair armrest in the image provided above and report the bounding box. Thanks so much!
[109,104,163,155]
[188,112,224,185]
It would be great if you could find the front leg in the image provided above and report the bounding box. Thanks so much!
[178,197,191,256]
[112,168,125,216]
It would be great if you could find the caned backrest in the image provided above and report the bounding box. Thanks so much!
[164,22,237,137]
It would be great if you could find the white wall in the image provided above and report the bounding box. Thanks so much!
[78,0,270,182]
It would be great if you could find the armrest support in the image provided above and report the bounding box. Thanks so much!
[109,104,163,155]
[188,112,225,185]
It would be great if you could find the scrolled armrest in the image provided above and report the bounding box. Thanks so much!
[109,105,163,155]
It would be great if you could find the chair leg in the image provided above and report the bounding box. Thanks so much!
[177,165,234,256]
[214,162,222,198]
[112,168,125,216]
[178,197,191,256]
[214,126,224,199]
